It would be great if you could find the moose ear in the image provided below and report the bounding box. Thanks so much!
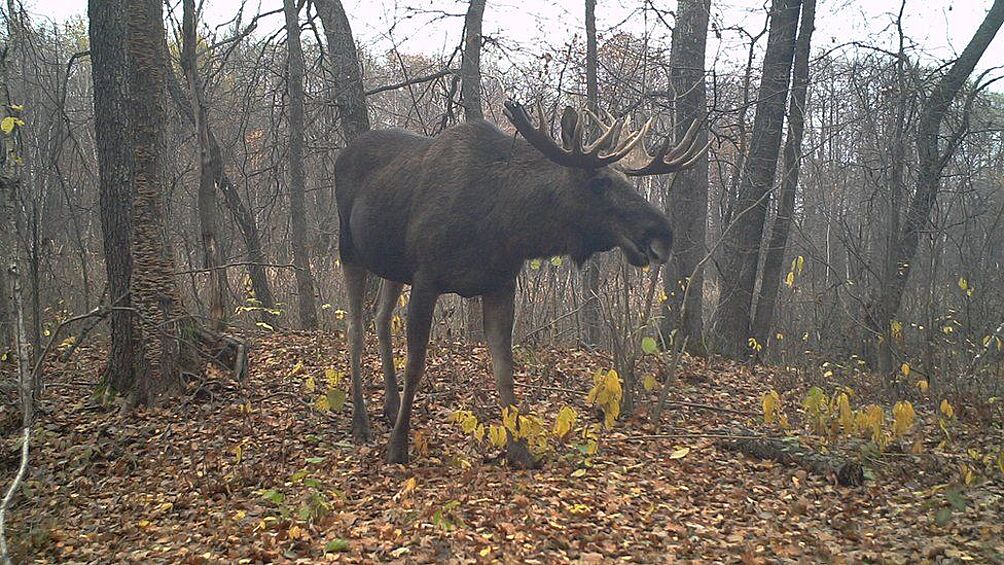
[559,106,580,149]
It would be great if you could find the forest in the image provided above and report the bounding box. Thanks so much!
[0,0,1003,561]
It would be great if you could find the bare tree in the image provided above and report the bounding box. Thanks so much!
[284,0,319,329]
[315,0,370,141]
[580,0,603,348]
[88,0,138,393]
[714,0,802,357]
[865,0,1004,373]
[660,0,711,351]
[753,0,816,343]
[181,0,228,329]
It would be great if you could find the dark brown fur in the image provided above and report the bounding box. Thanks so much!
[335,118,675,466]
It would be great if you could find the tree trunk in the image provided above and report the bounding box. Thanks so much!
[284,0,319,330]
[865,0,1004,372]
[460,0,487,343]
[752,0,816,344]
[581,0,602,348]
[163,67,279,328]
[125,0,194,403]
[315,0,371,142]
[88,0,139,393]
[460,0,486,121]
[714,0,801,358]
[660,0,710,352]
[182,0,228,330]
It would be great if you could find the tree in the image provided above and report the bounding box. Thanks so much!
[315,0,370,142]
[88,0,138,393]
[283,0,319,330]
[752,0,816,343]
[714,0,802,357]
[581,0,602,348]
[460,0,487,342]
[865,0,1004,373]
[181,0,227,329]
[660,0,711,351]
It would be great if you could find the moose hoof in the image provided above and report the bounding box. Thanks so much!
[505,440,538,470]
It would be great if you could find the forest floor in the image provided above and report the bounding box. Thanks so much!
[4,330,1004,563]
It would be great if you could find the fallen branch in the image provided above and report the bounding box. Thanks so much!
[0,427,28,565]
[715,425,864,487]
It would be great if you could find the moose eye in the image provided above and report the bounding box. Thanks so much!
[587,176,611,194]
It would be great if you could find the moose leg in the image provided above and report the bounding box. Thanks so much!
[375,279,404,424]
[483,285,536,469]
[343,261,372,444]
[387,284,438,464]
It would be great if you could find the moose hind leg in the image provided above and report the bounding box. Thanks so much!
[387,283,438,464]
[343,261,372,444]
[483,285,537,469]
[376,279,404,424]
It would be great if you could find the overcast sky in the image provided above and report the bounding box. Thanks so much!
[36,0,1004,78]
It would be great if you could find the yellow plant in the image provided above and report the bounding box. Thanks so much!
[587,369,622,428]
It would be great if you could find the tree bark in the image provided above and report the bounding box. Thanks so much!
[714,0,802,358]
[284,0,319,330]
[716,426,864,486]
[315,0,371,141]
[460,0,487,343]
[88,0,139,393]
[660,0,710,351]
[182,0,228,330]
[581,0,602,348]
[752,0,816,344]
[125,0,192,403]
[865,0,1004,373]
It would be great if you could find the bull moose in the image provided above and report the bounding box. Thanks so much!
[335,100,705,467]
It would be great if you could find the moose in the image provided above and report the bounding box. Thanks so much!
[335,100,706,467]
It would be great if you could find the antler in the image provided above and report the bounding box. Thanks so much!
[503,100,651,170]
[618,117,709,177]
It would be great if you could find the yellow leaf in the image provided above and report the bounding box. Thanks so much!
[570,468,587,478]
[900,363,910,378]
[785,271,795,288]
[137,519,151,528]
[234,445,243,464]
[289,361,304,377]
[553,405,577,439]
[669,446,690,459]
[917,380,929,393]
[892,400,915,437]
[401,477,417,495]
[642,374,658,391]
[1,116,24,134]
[305,375,316,393]
[940,399,955,419]
[656,289,668,303]
[324,367,344,387]
[8,103,24,111]
[314,394,331,412]
[488,424,507,447]
[334,309,346,320]
[480,547,492,557]
[501,406,519,434]
[473,424,485,442]
[958,277,969,291]
[762,390,780,425]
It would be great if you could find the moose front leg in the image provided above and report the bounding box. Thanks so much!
[386,283,438,464]
[342,262,372,444]
[375,279,404,424]
[483,285,536,469]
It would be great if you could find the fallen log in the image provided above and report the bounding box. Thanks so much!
[715,426,865,487]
